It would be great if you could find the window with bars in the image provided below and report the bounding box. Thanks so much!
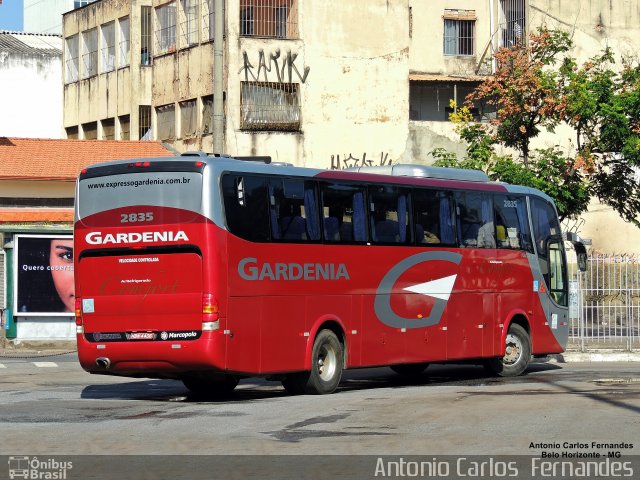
[119,17,130,67]
[101,118,115,140]
[443,17,475,56]
[500,0,525,47]
[180,0,199,47]
[65,35,79,83]
[141,6,153,65]
[156,104,176,141]
[239,0,297,39]
[202,95,213,134]
[156,2,177,55]
[83,121,98,139]
[119,114,130,140]
[180,99,197,138]
[240,81,300,131]
[66,126,79,139]
[82,28,98,78]
[139,105,152,140]
[203,0,225,41]
[101,22,116,72]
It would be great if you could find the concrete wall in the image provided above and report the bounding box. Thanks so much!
[225,0,410,169]
[0,49,63,138]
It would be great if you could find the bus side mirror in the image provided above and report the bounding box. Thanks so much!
[565,232,589,272]
[577,251,587,272]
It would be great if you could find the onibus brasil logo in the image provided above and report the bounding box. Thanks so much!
[8,456,72,479]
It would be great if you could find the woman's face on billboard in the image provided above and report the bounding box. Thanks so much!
[50,239,74,312]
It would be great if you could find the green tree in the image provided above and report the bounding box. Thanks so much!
[435,27,640,225]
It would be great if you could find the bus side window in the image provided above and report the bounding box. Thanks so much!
[221,174,270,242]
[320,182,367,243]
[456,192,495,248]
[369,185,411,244]
[412,189,456,246]
[493,194,533,252]
[269,179,320,242]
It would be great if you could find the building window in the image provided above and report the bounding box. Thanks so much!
[180,0,198,47]
[119,115,130,140]
[82,28,98,78]
[409,81,482,121]
[141,6,153,65]
[139,105,152,140]
[66,126,79,139]
[101,22,116,72]
[156,104,176,141]
[240,81,300,131]
[443,10,475,56]
[101,118,115,140]
[180,99,197,138]
[118,17,130,67]
[65,35,79,83]
[74,0,94,8]
[240,0,297,39]
[82,121,98,140]
[202,95,213,134]
[156,2,177,55]
[203,0,225,41]
[500,0,525,47]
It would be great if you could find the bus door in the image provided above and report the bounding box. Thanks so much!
[530,197,570,348]
[447,192,497,360]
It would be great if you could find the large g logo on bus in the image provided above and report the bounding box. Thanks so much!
[374,251,462,329]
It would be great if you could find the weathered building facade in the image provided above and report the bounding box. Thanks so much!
[61,0,640,250]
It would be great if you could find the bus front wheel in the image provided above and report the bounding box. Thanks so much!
[485,323,531,377]
[282,329,344,395]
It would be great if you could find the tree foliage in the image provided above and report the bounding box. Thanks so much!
[434,27,640,226]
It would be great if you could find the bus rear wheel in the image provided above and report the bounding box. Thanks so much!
[182,374,239,396]
[282,329,344,395]
[485,323,531,377]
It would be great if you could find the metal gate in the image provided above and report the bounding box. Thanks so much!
[569,254,640,351]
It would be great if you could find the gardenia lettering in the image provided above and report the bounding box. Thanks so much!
[86,230,188,245]
[239,257,350,281]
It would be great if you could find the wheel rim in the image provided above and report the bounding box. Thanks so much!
[317,343,337,381]
[503,332,522,365]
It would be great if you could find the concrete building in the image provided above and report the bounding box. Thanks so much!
[0,31,63,138]
[60,0,640,251]
[0,138,174,341]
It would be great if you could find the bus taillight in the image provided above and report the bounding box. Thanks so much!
[202,293,220,331]
[75,298,84,332]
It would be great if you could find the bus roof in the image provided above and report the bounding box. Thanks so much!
[79,153,554,203]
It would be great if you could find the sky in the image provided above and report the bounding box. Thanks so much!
[0,0,24,32]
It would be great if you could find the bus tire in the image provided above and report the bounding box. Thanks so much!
[182,375,239,395]
[390,363,429,376]
[282,329,344,395]
[485,323,531,377]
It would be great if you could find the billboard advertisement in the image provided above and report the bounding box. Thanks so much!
[13,234,74,316]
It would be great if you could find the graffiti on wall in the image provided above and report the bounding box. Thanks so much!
[239,49,310,83]
[330,152,392,170]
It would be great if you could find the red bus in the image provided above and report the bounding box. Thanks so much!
[74,154,586,395]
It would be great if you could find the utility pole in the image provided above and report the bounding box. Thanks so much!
[212,0,225,154]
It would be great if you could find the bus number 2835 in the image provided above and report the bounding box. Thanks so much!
[121,212,154,223]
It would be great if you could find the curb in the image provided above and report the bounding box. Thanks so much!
[547,351,640,363]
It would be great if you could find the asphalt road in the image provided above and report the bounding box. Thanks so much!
[0,354,638,460]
